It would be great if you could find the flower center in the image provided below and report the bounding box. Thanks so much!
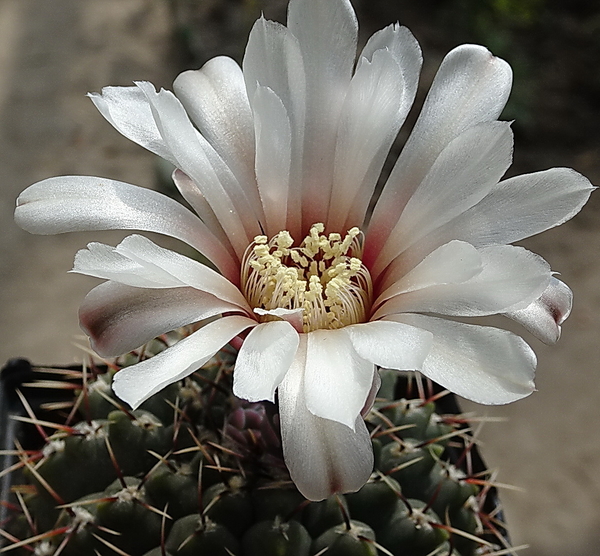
[241,223,373,333]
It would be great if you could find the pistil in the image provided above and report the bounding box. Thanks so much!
[241,223,373,333]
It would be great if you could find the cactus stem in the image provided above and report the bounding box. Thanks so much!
[0,456,40,482]
[419,426,473,449]
[373,423,417,440]
[434,521,493,546]
[386,455,425,476]
[372,540,395,556]
[204,464,242,475]
[335,493,352,531]
[0,526,70,553]
[422,389,452,406]
[14,390,49,442]
[0,528,22,549]
[159,502,169,556]
[73,342,119,371]
[53,530,72,556]
[138,501,172,521]
[21,380,79,391]
[91,532,132,556]
[13,491,35,537]
[15,440,65,506]
[206,441,244,460]
[94,525,121,537]
[467,478,524,492]
[11,416,74,435]
[485,543,529,555]
[56,496,113,510]
[104,435,128,489]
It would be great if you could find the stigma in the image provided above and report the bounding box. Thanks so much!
[241,223,373,333]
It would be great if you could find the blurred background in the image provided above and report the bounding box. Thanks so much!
[1,0,599,553]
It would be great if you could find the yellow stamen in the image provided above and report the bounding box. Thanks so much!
[240,224,373,333]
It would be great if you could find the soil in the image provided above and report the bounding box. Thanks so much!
[1,1,599,554]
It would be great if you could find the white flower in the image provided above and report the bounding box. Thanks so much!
[15,0,593,500]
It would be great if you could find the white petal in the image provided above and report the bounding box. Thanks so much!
[278,336,373,500]
[359,23,422,107]
[79,281,240,357]
[504,277,572,344]
[367,44,512,261]
[243,16,305,235]
[376,245,550,319]
[288,0,358,227]
[171,169,230,250]
[373,121,513,276]
[14,176,239,281]
[388,314,536,405]
[233,321,299,403]
[73,242,169,287]
[432,168,595,249]
[173,57,258,203]
[304,329,374,430]
[287,0,358,80]
[252,86,292,235]
[112,315,256,409]
[136,81,261,254]
[253,307,304,332]
[243,16,305,118]
[328,48,406,232]
[88,86,175,164]
[376,240,482,305]
[345,321,433,371]
[361,371,382,417]
[73,235,249,308]
[336,23,422,230]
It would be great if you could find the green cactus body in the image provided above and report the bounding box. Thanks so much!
[2,343,511,556]
[312,520,378,556]
[242,518,312,556]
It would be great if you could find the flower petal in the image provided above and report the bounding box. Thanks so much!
[135,82,261,254]
[233,321,299,403]
[278,335,374,500]
[72,235,249,309]
[173,56,257,203]
[14,176,239,281]
[328,47,407,232]
[359,23,422,107]
[388,314,536,405]
[243,16,305,235]
[504,277,572,344]
[361,371,382,417]
[253,308,304,332]
[345,321,433,371]
[287,0,358,227]
[79,281,240,357]
[336,23,422,231]
[376,245,551,319]
[252,86,292,235]
[88,86,175,164]
[112,315,256,409]
[304,329,374,430]
[171,169,230,251]
[376,240,482,305]
[367,44,512,261]
[372,121,514,276]
[422,168,596,251]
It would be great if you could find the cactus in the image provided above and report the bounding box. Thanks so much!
[1,335,517,556]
